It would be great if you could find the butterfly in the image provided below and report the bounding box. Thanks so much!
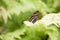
[29,11,39,23]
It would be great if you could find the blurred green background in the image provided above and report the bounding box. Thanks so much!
[0,0,60,40]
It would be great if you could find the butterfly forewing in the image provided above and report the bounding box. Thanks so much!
[29,11,39,23]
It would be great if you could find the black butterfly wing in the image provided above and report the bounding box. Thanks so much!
[29,11,39,23]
